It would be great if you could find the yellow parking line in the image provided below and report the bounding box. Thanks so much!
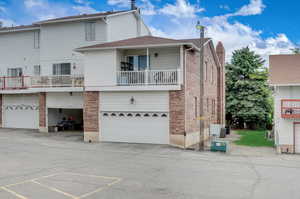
[79,178,122,199]
[1,186,29,199]
[31,180,79,199]
[63,172,120,180]
[4,173,61,188]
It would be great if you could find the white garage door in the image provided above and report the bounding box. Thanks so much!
[295,123,300,153]
[3,94,39,129]
[101,112,169,144]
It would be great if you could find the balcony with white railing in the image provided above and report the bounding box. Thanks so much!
[116,70,180,86]
[0,75,84,90]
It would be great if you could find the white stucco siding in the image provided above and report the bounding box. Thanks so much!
[46,92,83,109]
[40,20,107,76]
[84,49,117,87]
[0,31,40,76]
[274,86,300,145]
[107,13,139,41]
[100,91,169,112]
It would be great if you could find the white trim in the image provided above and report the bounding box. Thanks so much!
[76,42,199,52]
[0,26,40,34]
[84,85,181,91]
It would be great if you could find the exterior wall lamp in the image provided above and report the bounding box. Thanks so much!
[130,96,135,104]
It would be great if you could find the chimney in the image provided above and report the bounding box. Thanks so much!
[131,0,136,10]
[216,42,225,67]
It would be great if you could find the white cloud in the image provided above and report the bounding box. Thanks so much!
[24,0,45,8]
[140,0,156,16]
[107,0,129,8]
[72,5,97,14]
[0,6,6,13]
[159,0,204,18]
[72,0,97,14]
[229,0,265,17]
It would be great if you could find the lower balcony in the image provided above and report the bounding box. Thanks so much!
[281,99,300,118]
[116,70,180,86]
[0,75,84,90]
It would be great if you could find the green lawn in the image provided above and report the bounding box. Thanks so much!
[234,130,274,147]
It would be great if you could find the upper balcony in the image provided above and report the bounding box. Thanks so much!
[0,75,84,90]
[281,99,300,118]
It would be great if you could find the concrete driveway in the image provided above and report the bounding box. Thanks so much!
[0,129,300,199]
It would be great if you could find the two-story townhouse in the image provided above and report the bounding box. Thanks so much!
[270,54,300,154]
[76,36,226,148]
[0,9,150,130]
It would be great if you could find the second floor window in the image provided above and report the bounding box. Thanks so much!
[85,22,96,41]
[53,63,71,75]
[34,31,40,49]
[34,65,41,76]
[8,68,23,77]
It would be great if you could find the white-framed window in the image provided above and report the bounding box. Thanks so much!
[85,22,96,41]
[34,31,40,49]
[53,63,71,75]
[34,65,41,76]
[7,68,23,77]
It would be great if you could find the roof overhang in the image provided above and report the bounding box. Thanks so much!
[0,26,40,34]
[75,42,200,53]
[35,10,136,25]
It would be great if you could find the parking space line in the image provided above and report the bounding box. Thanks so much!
[31,180,79,199]
[1,186,29,199]
[4,173,60,188]
[79,178,122,199]
[63,172,121,180]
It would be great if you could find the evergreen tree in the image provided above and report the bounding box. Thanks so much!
[226,47,273,129]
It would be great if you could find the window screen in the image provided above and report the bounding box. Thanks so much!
[85,22,96,41]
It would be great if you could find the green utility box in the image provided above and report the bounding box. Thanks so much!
[210,140,229,153]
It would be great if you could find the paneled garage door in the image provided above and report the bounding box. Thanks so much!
[101,112,169,144]
[3,94,39,129]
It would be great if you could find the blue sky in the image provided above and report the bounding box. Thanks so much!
[0,0,297,62]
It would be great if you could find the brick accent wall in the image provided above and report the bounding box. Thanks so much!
[84,91,99,132]
[169,90,185,135]
[0,94,2,127]
[185,50,200,134]
[170,43,225,147]
[216,42,226,125]
[39,92,46,128]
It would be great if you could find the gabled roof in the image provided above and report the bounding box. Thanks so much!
[269,54,300,85]
[76,36,210,51]
[0,10,134,33]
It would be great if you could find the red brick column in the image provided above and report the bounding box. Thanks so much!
[39,92,47,132]
[169,90,185,147]
[0,94,2,127]
[83,91,99,142]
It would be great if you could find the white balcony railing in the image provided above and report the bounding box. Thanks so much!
[117,70,180,86]
[0,75,84,90]
[31,75,84,88]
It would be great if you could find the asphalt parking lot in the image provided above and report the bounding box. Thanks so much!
[1,129,300,199]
